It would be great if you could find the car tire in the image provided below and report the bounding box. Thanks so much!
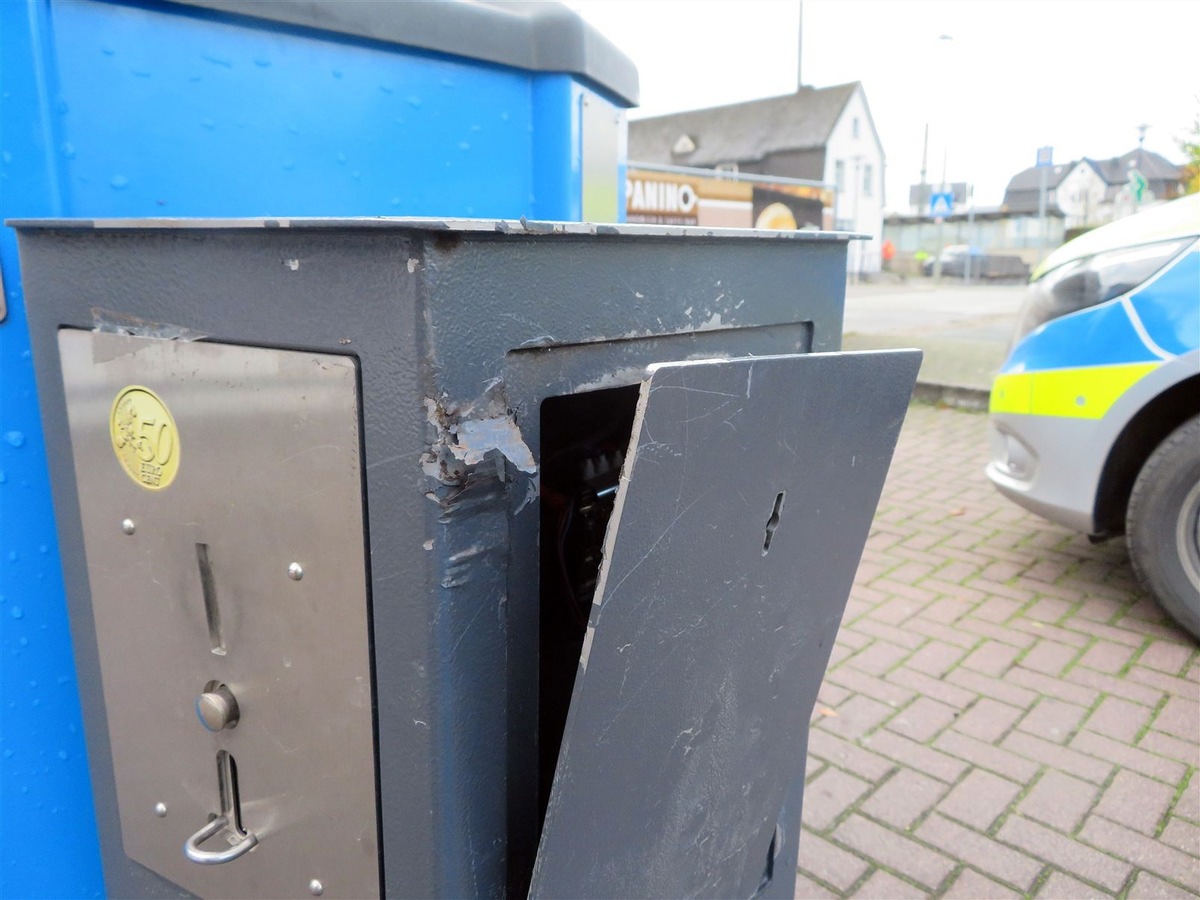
[1127,415,1200,641]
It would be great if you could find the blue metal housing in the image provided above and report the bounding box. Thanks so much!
[0,1,631,895]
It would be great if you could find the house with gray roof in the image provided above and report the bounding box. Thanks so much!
[1002,149,1183,228]
[628,82,885,274]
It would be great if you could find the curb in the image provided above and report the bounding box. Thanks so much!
[912,381,990,412]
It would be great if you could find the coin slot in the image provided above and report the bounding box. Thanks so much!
[216,749,245,836]
[196,543,226,656]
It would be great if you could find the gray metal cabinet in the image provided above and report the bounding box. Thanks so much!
[16,219,919,899]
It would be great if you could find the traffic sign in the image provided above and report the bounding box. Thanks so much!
[1036,146,1053,167]
[930,192,954,217]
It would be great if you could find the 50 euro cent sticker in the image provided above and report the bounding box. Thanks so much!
[110,385,180,490]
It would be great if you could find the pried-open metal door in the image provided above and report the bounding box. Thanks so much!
[530,349,921,899]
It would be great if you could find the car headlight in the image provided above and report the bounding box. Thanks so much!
[1011,237,1193,344]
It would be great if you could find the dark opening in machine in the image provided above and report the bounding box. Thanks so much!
[537,383,641,826]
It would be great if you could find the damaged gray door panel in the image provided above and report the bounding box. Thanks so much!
[531,350,921,900]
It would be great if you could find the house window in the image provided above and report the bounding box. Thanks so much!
[863,164,873,197]
[852,117,860,139]
[835,160,845,192]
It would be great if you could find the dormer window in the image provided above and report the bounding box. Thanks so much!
[672,134,697,155]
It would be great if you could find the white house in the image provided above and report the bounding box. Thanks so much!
[628,82,886,274]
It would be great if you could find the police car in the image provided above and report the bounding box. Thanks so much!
[988,194,1200,638]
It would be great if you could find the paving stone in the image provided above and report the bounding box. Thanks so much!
[1070,731,1187,785]
[807,730,895,783]
[1094,770,1176,836]
[824,664,915,707]
[1137,730,1200,770]
[1152,696,1200,742]
[998,815,1132,892]
[798,830,870,893]
[850,868,926,898]
[934,730,1040,783]
[962,640,1022,677]
[815,694,894,741]
[1173,777,1199,823]
[1077,640,1138,674]
[846,639,912,676]
[863,729,969,785]
[1080,816,1198,887]
[1036,870,1108,898]
[1001,731,1114,784]
[886,696,958,743]
[938,768,1022,832]
[1127,870,1200,899]
[792,871,837,899]
[802,766,873,832]
[832,814,955,891]
[1159,818,1200,857]
[945,667,1039,709]
[859,768,947,830]
[1082,695,1155,744]
[906,640,967,678]
[1017,698,1088,744]
[1065,665,1165,706]
[942,867,1022,899]
[952,697,1025,743]
[918,812,1043,891]
[1019,639,1081,675]
[888,667,976,710]
[1006,666,1099,707]
[1128,668,1200,704]
[1018,770,1099,833]
[1137,641,1195,676]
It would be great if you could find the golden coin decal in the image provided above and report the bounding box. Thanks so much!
[110,386,180,490]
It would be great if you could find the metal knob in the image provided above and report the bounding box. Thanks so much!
[196,684,240,732]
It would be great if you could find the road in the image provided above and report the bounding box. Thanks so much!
[843,282,1026,343]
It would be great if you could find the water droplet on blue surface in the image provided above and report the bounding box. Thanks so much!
[101,47,115,56]
[379,84,394,94]
[61,142,76,159]
[458,141,470,151]
[4,431,25,447]
[253,57,271,68]
[407,96,422,108]
[38,545,47,554]
[200,118,215,130]
[0,470,7,483]
[19,637,28,647]
[282,159,295,171]
[337,152,347,164]
[390,197,401,206]
[2,749,12,759]
[110,175,129,190]
[10,606,22,619]
[332,69,343,79]
[57,750,69,761]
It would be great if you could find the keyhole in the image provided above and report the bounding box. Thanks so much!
[762,491,786,556]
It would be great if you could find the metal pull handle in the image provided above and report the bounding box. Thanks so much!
[183,814,258,864]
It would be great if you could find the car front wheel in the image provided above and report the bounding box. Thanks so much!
[1127,415,1200,641]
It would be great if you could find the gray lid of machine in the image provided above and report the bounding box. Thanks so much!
[7,217,865,241]
[165,0,639,106]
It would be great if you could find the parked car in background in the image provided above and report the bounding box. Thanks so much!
[987,194,1200,639]
[922,245,1030,280]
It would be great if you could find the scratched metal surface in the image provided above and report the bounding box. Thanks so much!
[530,351,921,899]
[17,221,863,898]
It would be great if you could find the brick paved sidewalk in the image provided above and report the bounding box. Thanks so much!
[797,404,1200,899]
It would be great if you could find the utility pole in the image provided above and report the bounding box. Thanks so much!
[796,0,804,91]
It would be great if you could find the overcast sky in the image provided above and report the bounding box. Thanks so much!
[568,0,1200,212]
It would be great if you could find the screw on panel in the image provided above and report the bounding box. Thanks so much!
[288,562,304,581]
[308,879,324,896]
[154,803,167,817]
[121,519,136,535]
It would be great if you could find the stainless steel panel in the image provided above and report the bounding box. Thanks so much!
[58,330,378,900]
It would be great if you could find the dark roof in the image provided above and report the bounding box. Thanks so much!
[628,83,860,167]
[1091,149,1182,184]
[1004,149,1182,196]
